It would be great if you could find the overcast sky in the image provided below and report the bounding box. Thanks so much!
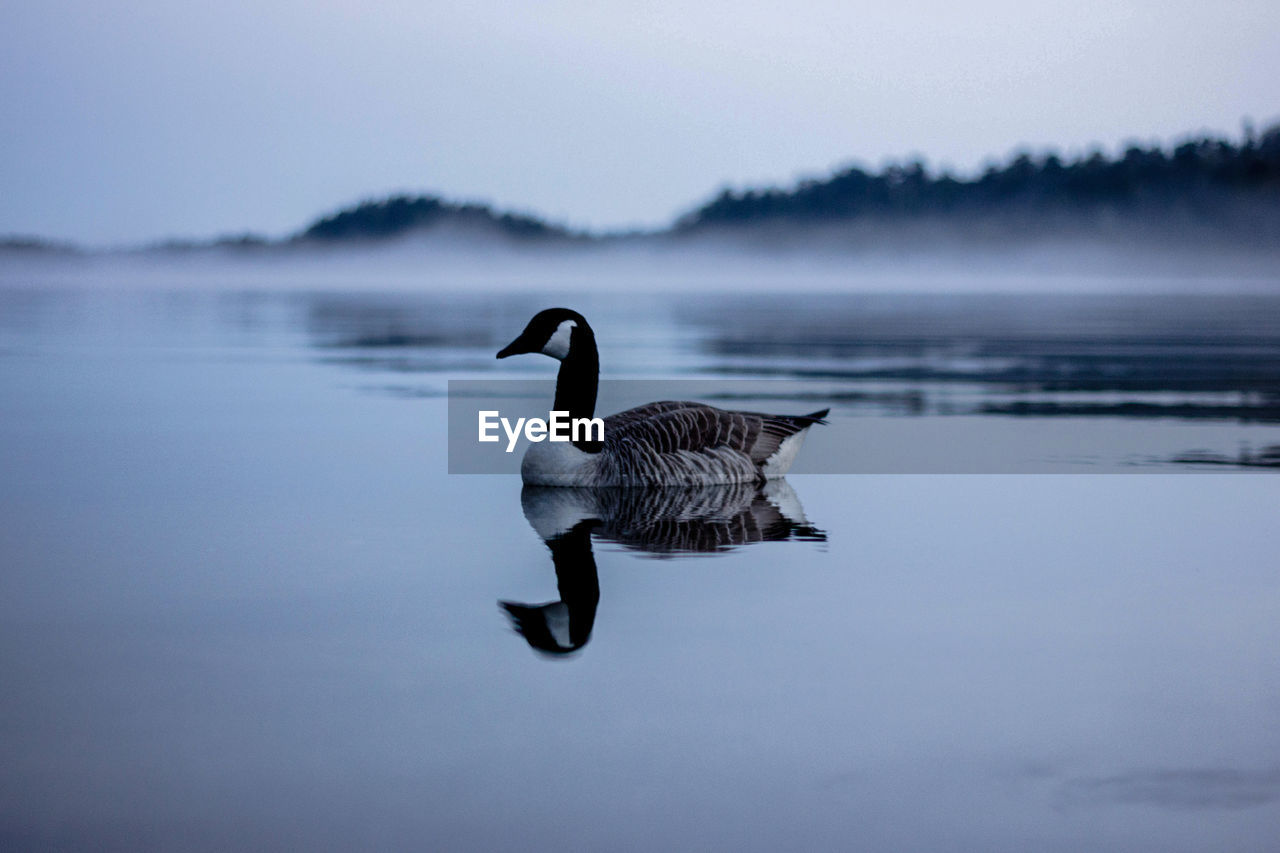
[2,1,1278,245]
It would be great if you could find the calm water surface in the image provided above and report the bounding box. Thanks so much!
[1,289,1278,851]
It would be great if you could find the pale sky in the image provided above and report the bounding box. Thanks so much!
[2,1,1278,246]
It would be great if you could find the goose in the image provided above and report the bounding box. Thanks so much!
[496,308,829,486]
[501,481,825,656]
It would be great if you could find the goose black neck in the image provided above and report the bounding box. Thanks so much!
[554,328,600,451]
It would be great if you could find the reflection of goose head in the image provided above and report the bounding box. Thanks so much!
[499,519,600,657]
[501,481,824,657]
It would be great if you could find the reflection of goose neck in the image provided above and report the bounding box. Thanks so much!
[547,522,601,649]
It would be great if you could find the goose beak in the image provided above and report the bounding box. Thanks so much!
[497,331,536,359]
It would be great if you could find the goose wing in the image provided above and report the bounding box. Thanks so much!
[604,401,828,464]
[599,401,828,484]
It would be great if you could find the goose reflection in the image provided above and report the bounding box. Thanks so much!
[500,480,825,656]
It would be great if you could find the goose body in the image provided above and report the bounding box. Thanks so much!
[497,309,828,487]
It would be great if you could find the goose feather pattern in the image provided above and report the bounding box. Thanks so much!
[592,401,828,486]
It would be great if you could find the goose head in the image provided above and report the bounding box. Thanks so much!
[496,308,592,362]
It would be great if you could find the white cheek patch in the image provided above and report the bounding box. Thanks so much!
[542,319,576,359]
[544,603,572,649]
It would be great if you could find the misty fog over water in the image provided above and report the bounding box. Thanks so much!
[4,237,1280,296]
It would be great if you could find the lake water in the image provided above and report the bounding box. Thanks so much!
[1,287,1278,851]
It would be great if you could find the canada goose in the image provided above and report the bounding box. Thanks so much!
[501,481,825,656]
[496,308,829,486]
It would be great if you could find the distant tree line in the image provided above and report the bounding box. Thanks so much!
[678,124,1280,235]
[297,194,574,242]
[6,123,1278,253]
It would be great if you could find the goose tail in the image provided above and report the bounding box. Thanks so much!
[788,408,830,428]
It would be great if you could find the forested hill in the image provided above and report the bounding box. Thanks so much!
[677,124,1280,241]
[5,124,1280,253]
[296,195,577,243]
